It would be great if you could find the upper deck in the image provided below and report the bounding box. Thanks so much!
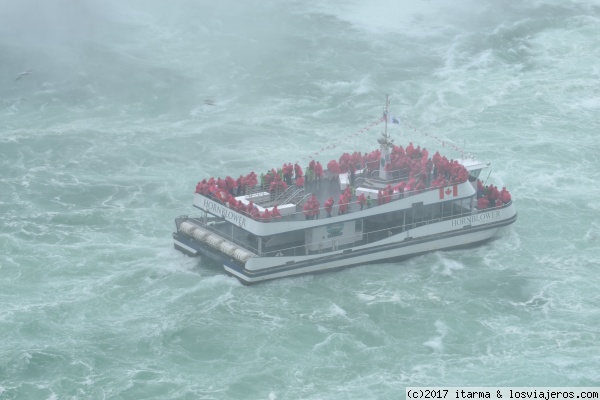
[189,134,512,238]
[193,178,478,237]
[180,142,514,260]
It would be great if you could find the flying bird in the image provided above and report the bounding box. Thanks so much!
[15,70,33,81]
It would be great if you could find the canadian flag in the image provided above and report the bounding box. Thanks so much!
[439,184,458,199]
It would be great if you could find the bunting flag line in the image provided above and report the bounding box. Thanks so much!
[300,116,386,162]
[299,113,466,163]
[399,119,466,158]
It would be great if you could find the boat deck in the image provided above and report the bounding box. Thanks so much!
[236,169,420,223]
[188,173,425,257]
[260,177,345,221]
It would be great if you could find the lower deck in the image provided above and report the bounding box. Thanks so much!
[178,195,512,260]
[174,203,517,284]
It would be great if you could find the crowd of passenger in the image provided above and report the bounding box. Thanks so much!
[194,142,510,222]
[476,180,512,209]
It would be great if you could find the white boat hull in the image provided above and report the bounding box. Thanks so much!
[172,203,517,284]
[223,219,507,284]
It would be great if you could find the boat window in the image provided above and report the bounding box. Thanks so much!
[468,169,482,182]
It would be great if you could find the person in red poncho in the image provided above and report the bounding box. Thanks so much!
[477,179,484,198]
[310,195,320,219]
[283,163,294,185]
[357,193,366,210]
[207,184,218,200]
[303,194,320,220]
[294,162,303,179]
[195,181,204,194]
[216,190,231,204]
[434,175,447,188]
[261,208,272,222]
[269,181,278,201]
[456,166,468,183]
[236,200,246,214]
[405,177,416,194]
[383,189,391,204]
[236,175,244,195]
[225,176,237,196]
[228,196,238,208]
[406,142,415,158]
[324,197,334,217]
[250,205,261,220]
[327,160,341,180]
[501,187,511,203]
[478,197,489,209]
[338,194,347,215]
[271,204,282,220]
[245,172,258,189]
[314,161,324,183]
[302,197,312,219]
[487,184,498,203]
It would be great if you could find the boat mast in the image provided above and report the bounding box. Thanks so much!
[384,94,389,137]
[378,94,393,181]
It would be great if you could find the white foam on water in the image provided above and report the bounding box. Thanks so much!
[433,253,465,276]
[2,0,600,396]
[327,303,348,318]
[423,320,448,353]
[355,289,404,306]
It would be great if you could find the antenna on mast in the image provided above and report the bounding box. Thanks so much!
[384,94,389,136]
[378,94,393,147]
[378,95,394,181]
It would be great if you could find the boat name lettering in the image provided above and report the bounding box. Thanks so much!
[203,198,247,227]
[452,211,501,227]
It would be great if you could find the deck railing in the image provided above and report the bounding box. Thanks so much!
[184,201,512,258]
[198,178,471,223]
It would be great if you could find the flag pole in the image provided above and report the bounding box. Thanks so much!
[384,94,389,137]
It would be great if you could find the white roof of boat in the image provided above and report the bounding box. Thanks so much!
[458,156,489,171]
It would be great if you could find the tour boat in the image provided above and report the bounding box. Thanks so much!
[173,98,517,284]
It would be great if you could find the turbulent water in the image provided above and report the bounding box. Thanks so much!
[1,0,600,398]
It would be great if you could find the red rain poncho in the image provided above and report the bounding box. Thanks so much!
[478,197,489,209]
[283,163,294,178]
[302,195,320,217]
[338,195,348,214]
[501,188,511,203]
[261,208,272,222]
[271,205,282,219]
[314,162,324,178]
[294,163,303,178]
[250,206,261,220]
[327,160,341,175]
[357,193,366,207]
[324,197,334,215]
[244,172,258,188]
